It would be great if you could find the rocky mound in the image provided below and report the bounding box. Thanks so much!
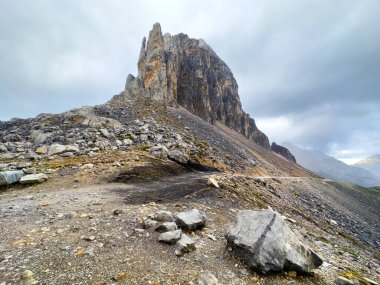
[114,23,270,149]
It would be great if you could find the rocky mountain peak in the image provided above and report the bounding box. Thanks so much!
[119,23,270,149]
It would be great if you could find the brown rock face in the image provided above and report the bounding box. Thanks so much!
[123,23,270,149]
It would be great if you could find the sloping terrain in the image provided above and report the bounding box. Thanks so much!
[0,98,379,285]
[1,23,379,285]
[283,142,380,187]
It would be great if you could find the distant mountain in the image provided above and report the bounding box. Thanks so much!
[354,154,380,177]
[283,143,380,187]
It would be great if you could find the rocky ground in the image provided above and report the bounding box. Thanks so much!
[0,98,379,285]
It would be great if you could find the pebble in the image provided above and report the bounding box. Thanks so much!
[83,236,96,241]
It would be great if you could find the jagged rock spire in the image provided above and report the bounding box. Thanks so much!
[137,23,169,101]
[123,23,270,149]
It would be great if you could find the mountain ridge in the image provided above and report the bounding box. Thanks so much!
[283,142,380,187]
[354,154,380,177]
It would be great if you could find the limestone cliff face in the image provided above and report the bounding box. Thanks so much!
[123,23,270,149]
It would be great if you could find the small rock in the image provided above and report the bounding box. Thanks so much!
[207,234,216,241]
[21,269,38,284]
[176,209,206,230]
[19,173,48,184]
[198,271,218,285]
[154,210,174,222]
[113,209,123,216]
[175,234,195,256]
[155,222,178,233]
[112,161,121,167]
[142,219,158,229]
[335,276,354,285]
[362,277,379,285]
[123,139,133,146]
[207,177,219,188]
[23,167,36,175]
[21,270,34,279]
[149,145,169,159]
[99,128,110,138]
[168,149,189,164]
[83,236,96,241]
[158,229,182,244]
[81,164,94,169]
[35,146,48,155]
[48,144,79,156]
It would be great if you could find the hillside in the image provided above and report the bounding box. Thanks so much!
[283,142,380,188]
[0,24,379,285]
[354,154,380,177]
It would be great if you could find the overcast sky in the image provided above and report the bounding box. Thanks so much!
[1,0,379,164]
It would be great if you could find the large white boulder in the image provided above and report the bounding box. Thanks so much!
[0,171,24,186]
[225,209,323,273]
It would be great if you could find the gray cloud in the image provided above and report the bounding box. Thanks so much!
[0,0,379,162]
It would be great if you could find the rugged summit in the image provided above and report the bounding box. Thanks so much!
[119,23,270,149]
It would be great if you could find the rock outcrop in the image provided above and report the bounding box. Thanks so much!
[225,209,323,273]
[270,142,296,163]
[119,23,270,149]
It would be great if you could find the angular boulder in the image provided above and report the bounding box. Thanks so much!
[168,149,189,164]
[20,173,48,184]
[158,229,182,244]
[176,209,206,231]
[149,145,169,159]
[175,234,195,256]
[225,209,323,273]
[48,144,79,156]
[155,222,178,233]
[0,171,24,186]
